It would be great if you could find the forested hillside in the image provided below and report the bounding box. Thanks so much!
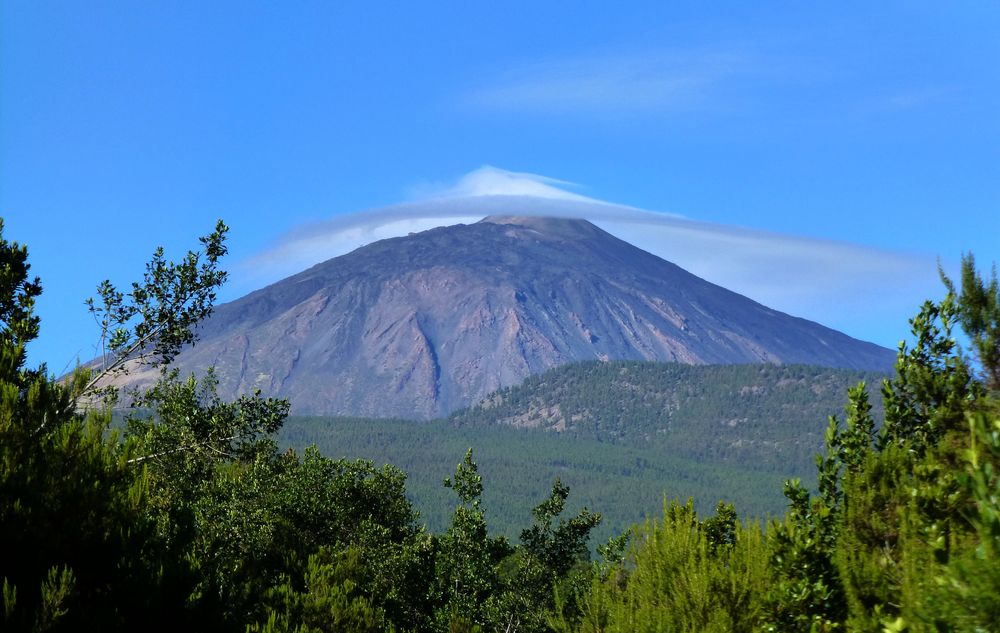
[452,361,887,473]
[282,362,887,540]
[3,222,998,632]
[279,415,793,544]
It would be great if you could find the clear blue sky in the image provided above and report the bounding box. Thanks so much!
[2,1,998,372]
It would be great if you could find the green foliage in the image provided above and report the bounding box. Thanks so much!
[127,369,288,478]
[124,370,428,631]
[879,297,977,453]
[941,254,1000,390]
[559,499,770,633]
[284,362,886,545]
[248,549,381,633]
[434,449,511,631]
[0,220,159,631]
[34,566,74,633]
[901,410,1000,631]
[702,500,737,551]
[520,478,601,579]
[497,479,601,633]
[2,219,423,632]
[964,412,1000,557]
[84,219,229,398]
[763,479,844,631]
[429,452,603,633]
[760,255,1000,632]
[444,448,485,505]
[267,448,430,631]
[835,444,912,630]
[759,385,879,630]
[0,218,42,366]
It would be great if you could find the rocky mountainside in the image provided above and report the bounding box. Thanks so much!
[137,213,895,418]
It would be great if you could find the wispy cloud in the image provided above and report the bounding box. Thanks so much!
[407,165,598,202]
[238,167,678,283]
[462,49,748,115]
[598,216,938,345]
[235,167,941,347]
[864,85,957,114]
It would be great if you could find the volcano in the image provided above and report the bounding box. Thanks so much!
[130,212,895,418]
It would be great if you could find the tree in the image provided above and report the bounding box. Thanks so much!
[0,219,42,373]
[248,548,381,633]
[519,479,601,580]
[560,499,769,633]
[0,218,441,632]
[0,218,284,631]
[0,219,156,631]
[506,479,601,632]
[761,255,999,631]
[941,253,1000,391]
[433,449,511,631]
[83,219,229,400]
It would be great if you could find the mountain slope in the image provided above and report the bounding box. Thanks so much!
[450,360,887,472]
[140,212,894,418]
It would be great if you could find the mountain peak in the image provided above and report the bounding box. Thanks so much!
[124,215,895,419]
[478,215,604,239]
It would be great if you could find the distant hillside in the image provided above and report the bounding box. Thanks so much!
[281,361,888,539]
[280,416,794,545]
[450,361,887,473]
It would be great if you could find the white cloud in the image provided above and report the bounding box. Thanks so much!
[408,165,598,202]
[237,210,480,281]
[237,167,678,283]
[865,85,957,114]
[234,167,941,347]
[462,49,747,115]
[595,216,938,345]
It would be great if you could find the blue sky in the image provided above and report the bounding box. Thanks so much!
[2,1,998,372]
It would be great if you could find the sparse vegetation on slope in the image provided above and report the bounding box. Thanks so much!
[451,360,888,473]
